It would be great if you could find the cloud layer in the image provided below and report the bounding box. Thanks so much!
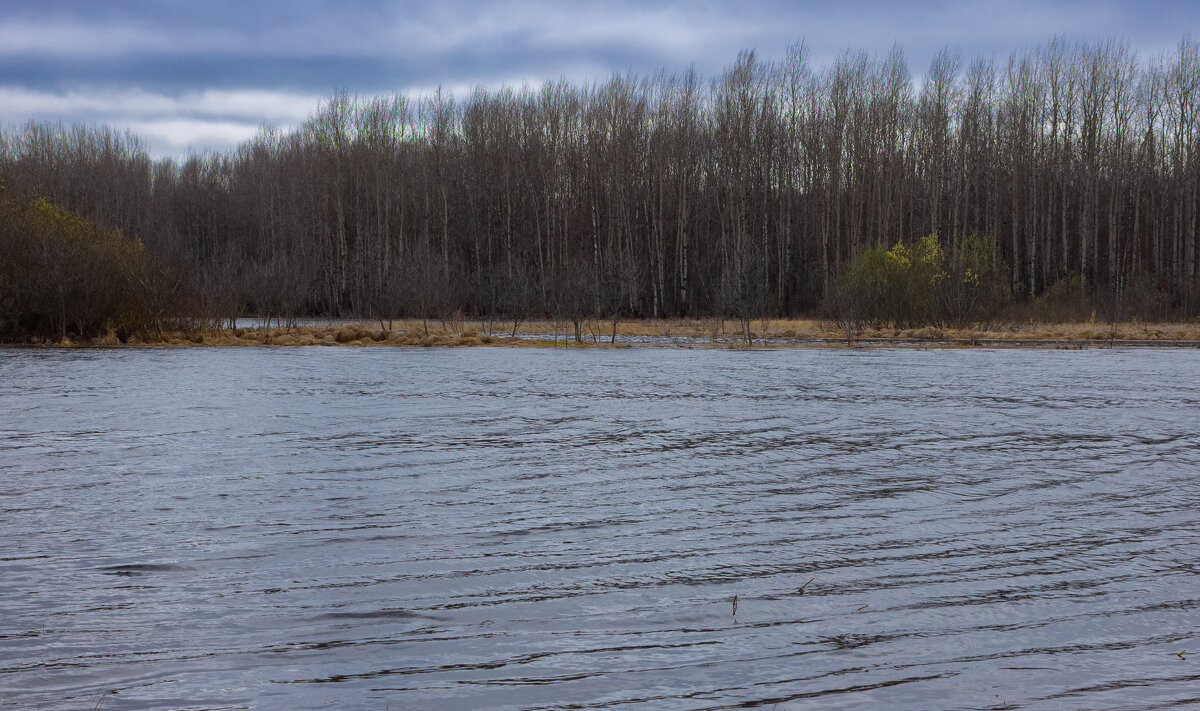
[2,0,1195,155]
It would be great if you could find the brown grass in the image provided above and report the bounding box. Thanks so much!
[34,316,1199,350]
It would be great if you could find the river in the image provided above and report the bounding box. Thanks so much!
[2,346,1199,710]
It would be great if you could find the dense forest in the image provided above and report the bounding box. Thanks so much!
[2,36,1199,341]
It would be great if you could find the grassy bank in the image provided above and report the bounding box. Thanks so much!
[20,317,1200,349]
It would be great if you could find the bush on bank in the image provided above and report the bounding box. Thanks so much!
[828,233,1009,330]
[0,185,178,342]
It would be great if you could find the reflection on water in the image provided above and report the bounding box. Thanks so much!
[1,346,1199,710]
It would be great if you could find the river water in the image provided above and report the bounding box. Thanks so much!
[2,346,1199,710]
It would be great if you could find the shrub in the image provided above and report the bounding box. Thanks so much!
[828,233,1008,330]
[938,234,1009,327]
[0,191,178,341]
[1024,274,1091,323]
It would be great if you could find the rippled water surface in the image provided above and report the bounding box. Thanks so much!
[3,346,1200,710]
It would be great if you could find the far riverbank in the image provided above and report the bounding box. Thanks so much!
[15,318,1200,349]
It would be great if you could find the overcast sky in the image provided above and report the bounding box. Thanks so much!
[1,0,1196,156]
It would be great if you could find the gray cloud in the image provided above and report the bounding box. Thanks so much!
[2,0,1195,155]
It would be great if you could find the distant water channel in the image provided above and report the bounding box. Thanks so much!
[2,346,1200,710]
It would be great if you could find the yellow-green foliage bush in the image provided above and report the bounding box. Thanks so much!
[830,233,1007,328]
[0,187,176,341]
[939,234,1009,327]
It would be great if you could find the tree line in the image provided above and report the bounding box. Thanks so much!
[1,36,1199,340]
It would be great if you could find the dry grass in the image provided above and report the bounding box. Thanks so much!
[31,316,1199,349]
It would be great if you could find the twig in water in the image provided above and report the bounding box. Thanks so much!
[732,594,738,617]
[90,690,107,711]
[1178,649,1187,660]
[798,577,815,594]
[857,605,869,611]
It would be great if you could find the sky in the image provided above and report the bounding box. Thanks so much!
[1,0,1196,156]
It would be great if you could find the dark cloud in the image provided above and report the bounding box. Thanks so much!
[2,0,1196,155]
[6,0,1196,91]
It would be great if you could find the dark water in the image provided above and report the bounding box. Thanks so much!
[2,346,1199,710]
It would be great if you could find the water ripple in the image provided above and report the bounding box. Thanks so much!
[1,347,1198,709]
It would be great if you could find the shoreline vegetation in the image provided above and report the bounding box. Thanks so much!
[20,317,1200,349]
[4,36,1200,346]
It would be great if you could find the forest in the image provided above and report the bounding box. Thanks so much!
[1,36,1199,342]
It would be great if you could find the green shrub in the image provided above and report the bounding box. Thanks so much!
[828,233,1008,329]
[0,190,177,341]
[939,234,1009,327]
